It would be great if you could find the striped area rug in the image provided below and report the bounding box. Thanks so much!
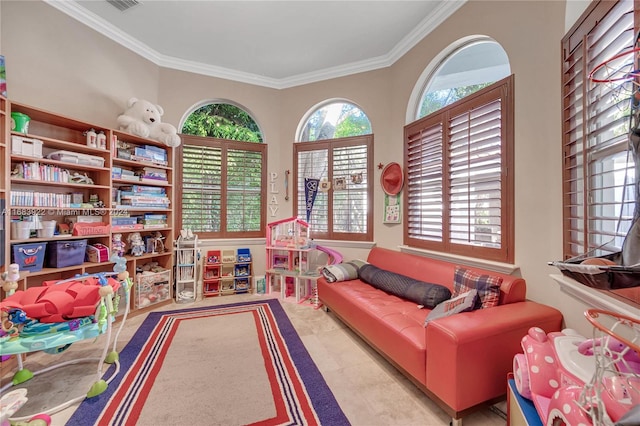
[67,299,349,426]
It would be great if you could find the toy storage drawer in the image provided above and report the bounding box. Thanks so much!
[46,239,87,268]
[12,242,47,272]
[136,270,171,308]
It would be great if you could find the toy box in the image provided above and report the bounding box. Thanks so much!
[86,243,109,263]
[12,242,47,272]
[46,239,87,268]
[136,270,171,308]
[11,136,43,158]
[222,249,236,263]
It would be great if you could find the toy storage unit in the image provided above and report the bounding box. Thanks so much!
[136,269,172,308]
[202,248,252,297]
[175,234,198,303]
[203,249,221,296]
[3,100,176,318]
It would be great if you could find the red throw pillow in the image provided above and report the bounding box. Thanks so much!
[452,266,502,309]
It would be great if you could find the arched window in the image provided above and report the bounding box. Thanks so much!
[294,101,373,241]
[405,38,514,263]
[417,39,510,118]
[178,102,266,238]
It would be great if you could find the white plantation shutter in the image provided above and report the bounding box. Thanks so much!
[404,76,513,263]
[294,135,373,241]
[297,149,328,232]
[562,0,635,258]
[178,135,266,238]
[182,144,222,232]
[406,121,444,242]
[227,148,263,232]
[448,98,503,248]
[333,144,368,234]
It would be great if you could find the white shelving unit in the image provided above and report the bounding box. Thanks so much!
[175,234,198,303]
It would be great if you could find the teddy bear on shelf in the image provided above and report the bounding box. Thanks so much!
[116,97,181,147]
[127,232,146,257]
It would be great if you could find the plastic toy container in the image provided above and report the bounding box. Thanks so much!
[11,112,30,133]
[46,239,87,268]
[136,270,171,308]
[12,242,47,272]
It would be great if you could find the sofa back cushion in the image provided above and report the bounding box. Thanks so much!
[366,247,526,305]
[359,263,451,308]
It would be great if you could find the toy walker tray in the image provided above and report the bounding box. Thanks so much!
[549,252,640,290]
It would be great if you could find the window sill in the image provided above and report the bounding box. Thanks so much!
[198,237,267,245]
[397,245,519,275]
[312,239,376,250]
[550,274,640,318]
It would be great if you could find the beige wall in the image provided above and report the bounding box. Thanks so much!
[1,0,614,334]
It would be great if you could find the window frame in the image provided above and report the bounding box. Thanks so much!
[404,75,515,263]
[176,133,267,239]
[561,0,640,307]
[293,134,374,241]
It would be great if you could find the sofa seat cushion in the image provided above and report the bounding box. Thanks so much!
[359,264,451,308]
[318,278,429,383]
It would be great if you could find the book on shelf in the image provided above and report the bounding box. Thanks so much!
[143,223,167,229]
[119,185,166,194]
[112,224,144,231]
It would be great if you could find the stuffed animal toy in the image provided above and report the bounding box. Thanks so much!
[117,98,181,147]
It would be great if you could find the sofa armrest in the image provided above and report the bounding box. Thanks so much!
[425,301,562,413]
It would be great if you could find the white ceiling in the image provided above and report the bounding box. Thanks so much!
[45,0,466,89]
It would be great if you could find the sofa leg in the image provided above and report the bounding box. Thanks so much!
[322,305,330,313]
[450,418,462,426]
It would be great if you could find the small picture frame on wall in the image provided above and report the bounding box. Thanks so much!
[383,194,401,224]
[333,177,346,191]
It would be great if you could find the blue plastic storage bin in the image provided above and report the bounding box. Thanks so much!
[12,242,47,272]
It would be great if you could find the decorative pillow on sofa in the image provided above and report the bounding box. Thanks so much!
[424,289,478,326]
[358,264,451,308]
[452,266,502,309]
[321,260,368,283]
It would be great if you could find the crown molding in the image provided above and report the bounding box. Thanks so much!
[44,0,466,90]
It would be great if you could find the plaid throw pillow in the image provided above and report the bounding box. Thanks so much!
[452,266,502,309]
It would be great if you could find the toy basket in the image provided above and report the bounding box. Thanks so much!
[135,270,171,308]
[72,222,110,236]
[549,252,640,290]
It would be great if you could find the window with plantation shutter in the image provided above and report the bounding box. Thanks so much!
[177,134,266,238]
[294,135,373,241]
[562,0,640,307]
[404,76,514,263]
[562,0,636,259]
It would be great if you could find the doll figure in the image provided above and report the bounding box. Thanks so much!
[112,233,126,257]
[127,232,145,257]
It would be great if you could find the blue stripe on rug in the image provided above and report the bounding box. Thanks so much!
[67,299,350,426]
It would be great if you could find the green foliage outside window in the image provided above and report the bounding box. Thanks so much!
[182,104,262,142]
[419,83,492,117]
[181,103,264,235]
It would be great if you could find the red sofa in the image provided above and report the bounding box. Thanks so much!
[317,247,563,423]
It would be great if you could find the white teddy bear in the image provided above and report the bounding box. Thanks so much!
[117,97,181,147]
